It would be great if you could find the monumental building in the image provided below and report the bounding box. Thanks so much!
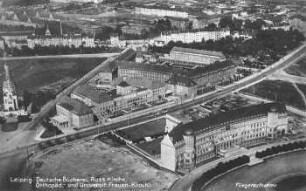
[161,102,288,172]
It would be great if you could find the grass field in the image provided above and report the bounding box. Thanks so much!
[284,58,306,77]
[137,138,163,156]
[241,80,306,110]
[0,57,105,94]
[116,118,166,142]
[205,151,306,191]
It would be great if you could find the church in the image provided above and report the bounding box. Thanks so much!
[1,64,27,117]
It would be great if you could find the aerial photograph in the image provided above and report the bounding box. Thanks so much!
[0,0,306,191]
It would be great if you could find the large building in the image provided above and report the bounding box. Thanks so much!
[135,7,189,18]
[161,47,226,67]
[71,79,166,118]
[118,61,236,96]
[27,27,95,48]
[158,29,230,44]
[118,61,173,82]
[51,97,94,130]
[161,103,288,172]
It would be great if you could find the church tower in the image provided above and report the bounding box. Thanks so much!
[3,64,19,111]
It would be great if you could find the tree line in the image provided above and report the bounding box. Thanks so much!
[191,155,250,191]
[149,28,305,67]
[255,141,306,158]
[3,45,120,57]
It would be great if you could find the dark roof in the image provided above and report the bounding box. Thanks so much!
[118,81,130,87]
[169,102,286,144]
[166,74,196,87]
[119,61,173,74]
[58,97,93,116]
[73,84,113,104]
[187,60,235,77]
[171,47,225,58]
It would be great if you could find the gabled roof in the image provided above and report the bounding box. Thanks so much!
[169,102,286,144]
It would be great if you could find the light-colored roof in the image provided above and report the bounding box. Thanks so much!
[171,46,225,58]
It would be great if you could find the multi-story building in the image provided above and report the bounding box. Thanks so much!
[135,7,189,18]
[71,80,166,118]
[51,97,94,130]
[118,61,236,96]
[161,102,288,172]
[161,47,226,67]
[118,61,173,82]
[158,29,230,44]
[27,28,95,48]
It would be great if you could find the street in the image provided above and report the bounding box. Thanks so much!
[0,43,305,191]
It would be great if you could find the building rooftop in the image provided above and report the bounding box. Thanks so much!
[58,97,93,116]
[171,47,226,59]
[119,61,173,74]
[166,74,196,87]
[114,76,165,90]
[169,102,286,144]
[73,84,114,104]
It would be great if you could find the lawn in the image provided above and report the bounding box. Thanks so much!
[205,151,306,191]
[137,138,163,156]
[0,57,105,94]
[116,118,166,142]
[284,58,306,77]
[241,80,306,110]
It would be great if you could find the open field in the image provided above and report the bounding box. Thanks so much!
[137,138,163,156]
[0,57,105,94]
[116,118,166,142]
[205,151,306,191]
[284,57,306,77]
[25,139,178,191]
[241,80,306,110]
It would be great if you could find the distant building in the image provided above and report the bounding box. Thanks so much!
[167,17,190,30]
[27,26,95,48]
[51,97,94,130]
[161,103,288,172]
[161,47,226,67]
[158,29,230,44]
[135,7,189,18]
[50,0,104,3]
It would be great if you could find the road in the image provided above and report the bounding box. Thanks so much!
[0,52,120,61]
[169,44,306,191]
[0,43,305,190]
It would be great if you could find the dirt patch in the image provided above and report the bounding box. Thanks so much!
[28,139,178,191]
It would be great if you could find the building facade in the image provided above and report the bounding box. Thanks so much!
[161,47,226,67]
[118,62,173,82]
[161,103,288,172]
[158,29,230,44]
[135,7,189,18]
[51,97,94,130]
